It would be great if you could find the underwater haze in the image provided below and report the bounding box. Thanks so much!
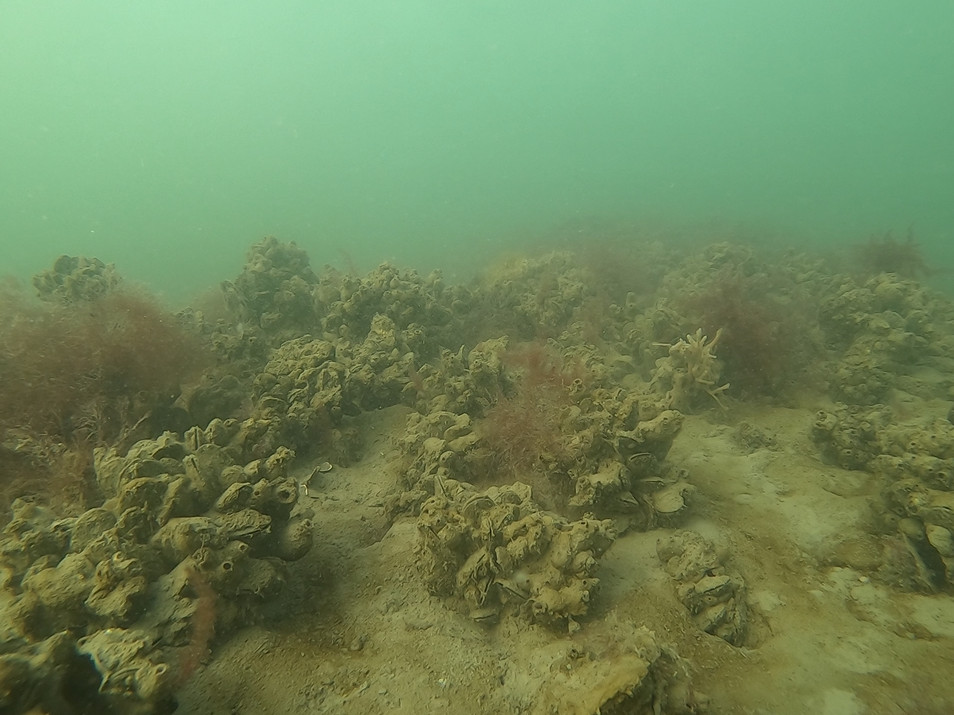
[2,1,953,299]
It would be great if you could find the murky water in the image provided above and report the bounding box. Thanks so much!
[2,2,952,297]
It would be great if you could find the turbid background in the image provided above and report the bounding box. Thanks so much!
[2,1,952,298]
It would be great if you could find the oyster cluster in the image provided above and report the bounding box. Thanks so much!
[417,480,615,632]
[219,237,462,353]
[819,274,943,405]
[399,371,693,524]
[220,236,318,336]
[657,530,748,646]
[812,404,954,592]
[0,425,312,712]
[236,316,431,462]
[476,252,589,339]
[32,254,122,304]
[398,327,698,631]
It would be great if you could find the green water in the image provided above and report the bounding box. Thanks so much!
[2,1,952,300]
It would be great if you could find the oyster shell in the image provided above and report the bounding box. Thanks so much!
[650,481,694,516]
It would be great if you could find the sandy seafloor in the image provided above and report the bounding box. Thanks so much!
[176,402,954,715]
[5,236,954,714]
